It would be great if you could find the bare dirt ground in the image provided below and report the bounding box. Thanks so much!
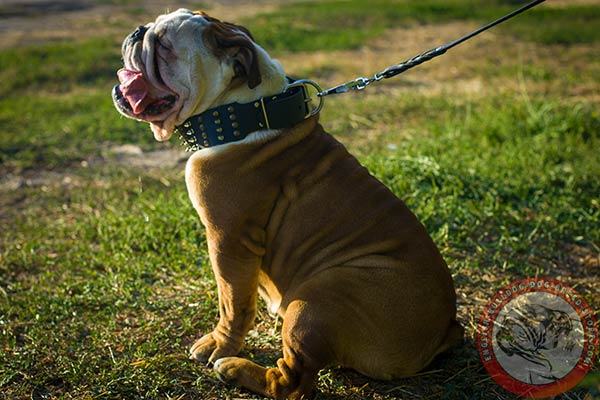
[2,0,599,49]
[0,0,280,49]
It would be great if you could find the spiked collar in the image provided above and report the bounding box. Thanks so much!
[176,79,322,151]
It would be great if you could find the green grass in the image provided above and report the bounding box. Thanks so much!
[2,94,598,398]
[246,0,600,53]
[0,90,158,170]
[360,98,600,270]
[2,171,216,398]
[1,0,599,398]
[0,36,154,171]
[0,37,122,98]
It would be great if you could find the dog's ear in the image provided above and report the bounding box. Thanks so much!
[196,11,261,89]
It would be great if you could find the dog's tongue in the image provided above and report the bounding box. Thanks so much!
[117,68,151,115]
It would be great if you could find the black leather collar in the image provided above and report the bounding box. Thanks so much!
[177,79,320,151]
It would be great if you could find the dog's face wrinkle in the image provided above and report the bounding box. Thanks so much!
[154,41,168,89]
[129,13,221,106]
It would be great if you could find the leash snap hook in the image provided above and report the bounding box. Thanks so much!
[317,76,374,97]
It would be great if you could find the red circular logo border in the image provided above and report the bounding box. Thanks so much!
[477,277,598,399]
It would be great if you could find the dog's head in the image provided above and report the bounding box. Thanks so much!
[112,9,286,141]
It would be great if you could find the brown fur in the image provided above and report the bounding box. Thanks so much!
[186,116,463,399]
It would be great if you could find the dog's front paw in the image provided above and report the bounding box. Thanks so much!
[213,357,267,393]
[189,331,240,365]
[213,357,241,384]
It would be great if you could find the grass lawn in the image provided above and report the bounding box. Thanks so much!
[1,0,599,399]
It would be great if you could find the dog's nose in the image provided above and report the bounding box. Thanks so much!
[122,25,148,57]
[129,25,148,43]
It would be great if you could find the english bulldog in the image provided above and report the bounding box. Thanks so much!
[112,9,463,399]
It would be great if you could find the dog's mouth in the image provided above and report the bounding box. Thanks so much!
[112,67,178,119]
[113,82,177,117]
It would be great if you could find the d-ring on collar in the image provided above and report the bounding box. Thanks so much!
[176,79,323,151]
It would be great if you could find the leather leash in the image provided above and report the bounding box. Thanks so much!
[317,0,547,97]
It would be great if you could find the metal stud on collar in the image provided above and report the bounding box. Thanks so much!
[176,78,319,152]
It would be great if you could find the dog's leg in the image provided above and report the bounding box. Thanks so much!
[190,249,261,365]
[213,299,334,399]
